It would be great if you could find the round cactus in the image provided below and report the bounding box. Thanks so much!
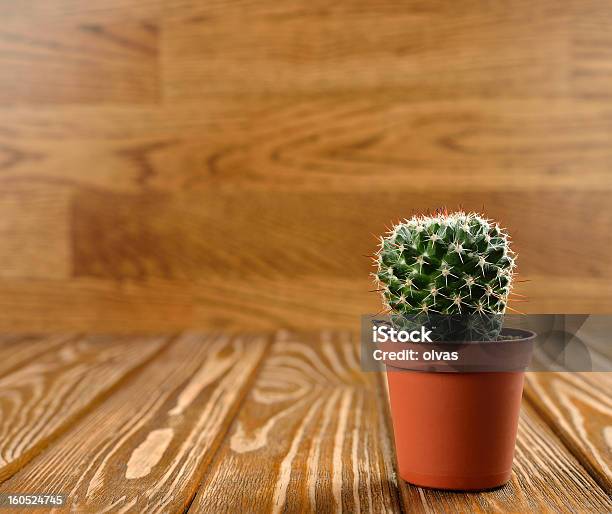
[373,211,517,341]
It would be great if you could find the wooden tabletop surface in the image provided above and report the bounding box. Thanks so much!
[0,333,610,513]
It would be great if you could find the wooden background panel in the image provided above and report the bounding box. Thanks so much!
[0,278,196,332]
[0,0,162,21]
[0,0,610,330]
[1,98,611,193]
[0,184,72,279]
[163,0,612,101]
[163,0,570,98]
[0,17,159,105]
[570,0,612,99]
[0,275,606,332]
[0,101,249,192]
[69,189,612,283]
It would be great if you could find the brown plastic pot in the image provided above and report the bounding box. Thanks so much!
[385,329,535,491]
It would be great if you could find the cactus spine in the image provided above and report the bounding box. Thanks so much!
[373,211,516,341]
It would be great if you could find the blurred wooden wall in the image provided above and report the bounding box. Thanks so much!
[1,1,611,331]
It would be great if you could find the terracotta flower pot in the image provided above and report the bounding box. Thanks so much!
[385,329,535,491]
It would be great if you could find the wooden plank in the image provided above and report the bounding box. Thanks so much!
[524,372,612,492]
[162,0,571,99]
[0,17,159,105]
[1,1,162,22]
[0,275,607,334]
[0,278,196,332]
[0,277,378,332]
[515,279,612,315]
[570,0,612,99]
[191,331,402,513]
[194,332,612,512]
[0,184,71,279]
[395,401,612,512]
[0,333,269,512]
[0,334,170,483]
[69,188,612,281]
[0,333,76,378]
[1,98,612,193]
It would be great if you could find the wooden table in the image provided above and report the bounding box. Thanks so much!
[0,333,610,513]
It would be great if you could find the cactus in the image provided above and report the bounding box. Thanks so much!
[373,211,516,341]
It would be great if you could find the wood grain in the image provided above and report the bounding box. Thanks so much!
[0,334,169,482]
[0,333,269,513]
[0,0,610,330]
[1,2,162,22]
[1,98,611,193]
[570,0,612,99]
[0,17,159,105]
[0,331,609,512]
[70,189,612,282]
[0,333,76,378]
[0,275,607,333]
[395,401,612,512]
[0,278,196,332]
[192,330,402,513]
[165,1,612,100]
[163,0,571,98]
[196,332,612,513]
[0,184,72,279]
[524,372,612,492]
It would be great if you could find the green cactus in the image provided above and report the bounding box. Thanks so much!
[373,211,516,341]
